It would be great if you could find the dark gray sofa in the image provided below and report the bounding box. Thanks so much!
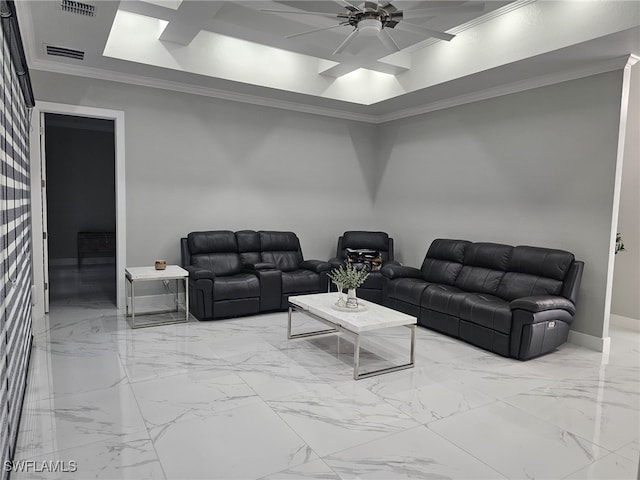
[382,239,584,360]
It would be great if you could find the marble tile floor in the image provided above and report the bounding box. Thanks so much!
[13,299,640,480]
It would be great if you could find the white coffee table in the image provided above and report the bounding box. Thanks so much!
[288,292,416,380]
[125,265,189,328]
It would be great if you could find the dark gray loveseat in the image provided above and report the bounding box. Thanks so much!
[181,230,330,320]
[382,239,584,360]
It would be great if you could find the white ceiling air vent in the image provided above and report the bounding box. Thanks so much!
[60,0,95,17]
[45,45,85,60]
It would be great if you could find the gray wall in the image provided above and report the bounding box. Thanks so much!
[612,63,640,321]
[31,69,626,339]
[32,71,380,267]
[374,72,624,338]
[45,117,116,261]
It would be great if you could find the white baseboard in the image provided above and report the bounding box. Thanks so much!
[127,293,186,313]
[568,330,611,355]
[610,314,640,331]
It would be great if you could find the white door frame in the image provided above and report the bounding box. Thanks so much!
[30,102,126,324]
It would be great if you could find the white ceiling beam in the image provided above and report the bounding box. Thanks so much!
[159,1,225,45]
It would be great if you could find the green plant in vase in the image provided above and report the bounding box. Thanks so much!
[327,264,370,308]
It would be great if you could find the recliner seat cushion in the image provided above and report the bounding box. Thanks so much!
[387,278,430,306]
[213,273,260,301]
[459,294,512,334]
[282,269,323,294]
[420,284,470,317]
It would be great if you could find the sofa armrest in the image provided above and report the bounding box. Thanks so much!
[381,265,422,279]
[510,295,576,316]
[300,260,332,273]
[244,262,276,271]
[184,265,215,281]
[328,257,343,268]
[383,260,401,267]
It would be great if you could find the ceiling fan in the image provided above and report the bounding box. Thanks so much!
[261,1,485,55]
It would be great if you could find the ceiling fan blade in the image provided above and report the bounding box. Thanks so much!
[334,0,361,12]
[394,22,455,41]
[260,9,347,20]
[286,23,346,39]
[398,3,485,19]
[379,29,400,52]
[333,28,359,55]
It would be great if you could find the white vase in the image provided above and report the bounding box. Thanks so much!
[346,288,358,308]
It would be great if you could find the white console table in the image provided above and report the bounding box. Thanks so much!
[125,265,189,328]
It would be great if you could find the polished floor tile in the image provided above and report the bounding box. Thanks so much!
[13,279,640,480]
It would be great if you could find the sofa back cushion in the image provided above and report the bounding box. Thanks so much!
[236,230,262,265]
[187,231,242,277]
[497,246,574,300]
[188,230,237,255]
[340,231,391,262]
[420,239,469,285]
[259,231,303,272]
[454,243,512,294]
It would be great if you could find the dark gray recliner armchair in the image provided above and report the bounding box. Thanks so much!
[329,231,399,305]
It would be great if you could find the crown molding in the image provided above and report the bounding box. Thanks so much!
[27,53,633,126]
[376,55,633,123]
[28,58,381,123]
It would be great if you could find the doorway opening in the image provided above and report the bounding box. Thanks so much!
[43,113,117,306]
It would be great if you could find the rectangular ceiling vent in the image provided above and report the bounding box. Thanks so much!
[60,0,95,17]
[45,45,85,61]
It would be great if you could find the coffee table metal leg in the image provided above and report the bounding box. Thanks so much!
[185,277,189,323]
[353,334,361,380]
[353,324,416,380]
[131,280,136,328]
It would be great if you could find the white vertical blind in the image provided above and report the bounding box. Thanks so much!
[0,4,33,476]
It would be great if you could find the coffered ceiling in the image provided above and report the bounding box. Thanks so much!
[15,1,640,121]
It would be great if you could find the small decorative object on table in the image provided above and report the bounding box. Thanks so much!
[154,260,167,270]
[327,264,370,309]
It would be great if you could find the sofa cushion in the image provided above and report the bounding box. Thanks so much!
[459,294,512,334]
[236,230,261,265]
[259,231,303,272]
[454,267,504,295]
[420,284,470,317]
[213,273,260,301]
[281,269,322,294]
[497,272,563,301]
[387,278,430,306]
[463,242,512,270]
[508,246,575,281]
[192,253,242,277]
[188,231,237,255]
[420,239,470,285]
[342,231,391,262]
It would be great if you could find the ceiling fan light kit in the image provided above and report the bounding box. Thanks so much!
[263,1,478,55]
